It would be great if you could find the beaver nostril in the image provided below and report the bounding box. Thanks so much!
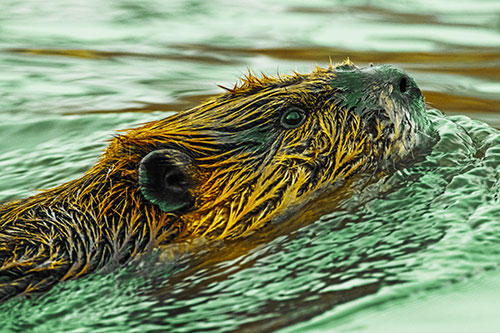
[399,75,410,94]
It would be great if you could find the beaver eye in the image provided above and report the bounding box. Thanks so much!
[281,107,306,129]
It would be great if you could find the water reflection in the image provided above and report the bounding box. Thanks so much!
[1,0,500,331]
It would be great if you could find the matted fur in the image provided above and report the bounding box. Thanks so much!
[0,60,431,300]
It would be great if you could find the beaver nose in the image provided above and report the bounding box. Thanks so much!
[394,72,421,98]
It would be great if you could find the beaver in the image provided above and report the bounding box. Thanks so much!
[0,60,431,302]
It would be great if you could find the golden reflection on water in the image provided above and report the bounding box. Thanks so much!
[6,44,500,123]
[2,1,500,331]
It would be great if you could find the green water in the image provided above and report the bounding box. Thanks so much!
[1,0,500,332]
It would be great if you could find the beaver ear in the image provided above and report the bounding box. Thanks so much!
[138,149,195,213]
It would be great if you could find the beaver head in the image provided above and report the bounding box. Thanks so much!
[0,61,431,299]
[122,60,430,239]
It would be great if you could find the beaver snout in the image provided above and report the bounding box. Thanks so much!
[334,64,422,104]
[370,65,422,103]
[335,65,424,119]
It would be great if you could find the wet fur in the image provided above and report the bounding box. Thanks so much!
[0,60,429,301]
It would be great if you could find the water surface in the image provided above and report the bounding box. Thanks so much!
[1,0,500,332]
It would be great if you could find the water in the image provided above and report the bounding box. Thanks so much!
[1,0,500,331]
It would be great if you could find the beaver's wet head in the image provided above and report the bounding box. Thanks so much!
[0,60,435,301]
[129,60,432,240]
[331,62,431,164]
